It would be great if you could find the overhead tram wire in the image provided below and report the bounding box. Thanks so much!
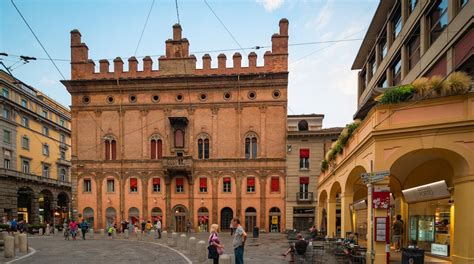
[175,0,181,25]
[134,0,155,56]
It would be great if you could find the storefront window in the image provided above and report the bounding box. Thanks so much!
[408,198,451,256]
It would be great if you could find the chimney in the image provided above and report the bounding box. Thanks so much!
[279,18,289,36]
[173,24,182,40]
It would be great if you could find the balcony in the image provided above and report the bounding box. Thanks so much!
[56,158,72,167]
[162,156,193,176]
[296,192,314,203]
[0,168,71,188]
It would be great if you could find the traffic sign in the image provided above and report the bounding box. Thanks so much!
[361,171,390,184]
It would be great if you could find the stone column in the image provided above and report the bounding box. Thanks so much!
[30,193,40,225]
[188,177,194,228]
[340,192,354,236]
[96,175,103,229]
[317,203,324,231]
[212,175,218,225]
[235,173,242,221]
[165,175,171,231]
[259,106,267,157]
[452,175,474,264]
[142,176,149,221]
[50,199,58,229]
[401,45,409,80]
[401,0,408,24]
[448,0,457,23]
[259,175,267,231]
[327,198,337,238]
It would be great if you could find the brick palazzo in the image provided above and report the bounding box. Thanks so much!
[63,19,289,233]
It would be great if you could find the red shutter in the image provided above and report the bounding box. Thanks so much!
[176,178,184,186]
[223,177,231,183]
[153,178,160,185]
[454,28,474,68]
[426,55,447,78]
[151,140,156,159]
[111,140,117,160]
[300,177,309,184]
[105,140,110,160]
[247,177,255,187]
[130,178,138,188]
[157,140,163,159]
[200,178,207,188]
[300,149,310,158]
[271,177,279,192]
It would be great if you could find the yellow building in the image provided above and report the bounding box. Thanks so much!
[317,0,473,263]
[1,69,72,225]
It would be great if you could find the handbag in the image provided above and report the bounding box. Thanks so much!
[208,245,218,259]
[217,246,224,255]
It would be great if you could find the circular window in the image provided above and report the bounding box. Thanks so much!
[152,95,160,103]
[248,91,257,100]
[272,90,281,99]
[199,93,207,101]
[176,94,184,102]
[129,95,137,103]
[223,92,231,101]
[82,96,90,105]
[106,96,114,104]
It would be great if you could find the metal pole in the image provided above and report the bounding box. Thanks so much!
[368,183,374,264]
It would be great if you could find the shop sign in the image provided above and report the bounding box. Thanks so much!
[373,186,390,209]
[431,243,449,256]
[361,171,390,184]
[374,217,388,242]
[402,180,450,203]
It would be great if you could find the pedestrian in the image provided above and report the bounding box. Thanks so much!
[208,224,224,264]
[10,219,18,233]
[69,219,78,240]
[186,220,191,234]
[18,220,24,234]
[282,233,308,262]
[392,215,404,252]
[63,221,70,240]
[108,225,114,238]
[155,218,162,239]
[145,220,153,236]
[141,220,146,234]
[231,217,247,264]
[229,222,234,236]
[79,219,89,240]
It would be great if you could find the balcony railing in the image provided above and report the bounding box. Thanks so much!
[296,192,313,203]
[0,168,71,188]
[162,156,193,170]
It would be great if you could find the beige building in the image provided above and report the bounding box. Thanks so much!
[285,115,341,231]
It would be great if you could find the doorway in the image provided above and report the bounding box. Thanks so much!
[245,207,257,233]
[220,207,233,230]
[173,205,187,232]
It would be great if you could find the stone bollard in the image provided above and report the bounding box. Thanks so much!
[162,230,168,243]
[171,232,178,247]
[188,237,197,255]
[179,234,187,250]
[123,229,129,239]
[77,229,82,238]
[88,229,94,239]
[38,228,43,236]
[45,227,50,236]
[136,230,142,241]
[197,240,207,263]
[99,229,105,238]
[4,236,15,258]
[220,254,231,264]
[19,233,28,253]
[0,231,7,240]
[149,230,155,241]
[112,229,117,239]
[54,228,59,236]
[14,232,19,249]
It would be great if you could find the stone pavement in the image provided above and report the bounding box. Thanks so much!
[0,232,340,264]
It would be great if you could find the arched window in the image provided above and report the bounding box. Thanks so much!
[245,133,258,159]
[197,135,210,159]
[298,120,309,131]
[104,136,116,160]
[150,135,163,159]
[174,129,185,148]
[60,168,67,181]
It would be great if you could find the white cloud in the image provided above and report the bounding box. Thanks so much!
[305,0,333,32]
[256,0,285,12]
[39,76,56,87]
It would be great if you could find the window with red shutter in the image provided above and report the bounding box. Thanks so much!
[176,178,184,193]
[152,178,160,192]
[271,177,279,192]
[223,177,231,193]
[300,149,310,169]
[151,139,157,159]
[157,139,162,159]
[105,140,110,160]
[111,140,117,160]
[247,177,255,192]
[300,177,309,184]
[199,178,207,192]
[130,178,138,192]
[299,149,310,158]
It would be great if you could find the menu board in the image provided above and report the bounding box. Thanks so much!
[375,217,388,242]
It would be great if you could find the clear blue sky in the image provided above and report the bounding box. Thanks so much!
[1,0,378,127]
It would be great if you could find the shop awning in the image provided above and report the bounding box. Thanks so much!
[402,180,451,203]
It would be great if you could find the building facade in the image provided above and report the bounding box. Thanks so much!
[318,1,473,263]
[0,70,72,225]
[285,115,341,232]
[64,19,289,233]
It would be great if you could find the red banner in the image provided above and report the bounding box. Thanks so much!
[373,191,390,209]
[300,149,310,158]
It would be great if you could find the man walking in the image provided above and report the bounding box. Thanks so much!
[79,219,89,240]
[232,217,247,264]
[155,218,162,239]
[393,215,404,252]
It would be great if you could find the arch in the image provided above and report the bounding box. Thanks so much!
[128,207,140,225]
[343,165,368,194]
[105,207,117,226]
[197,207,209,232]
[244,132,258,159]
[59,168,67,181]
[245,207,257,232]
[269,207,281,214]
[83,207,94,228]
[220,207,233,231]
[172,204,188,232]
[103,135,117,160]
[329,181,342,200]
[298,120,309,131]
[269,207,281,233]
[318,189,328,207]
[150,134,163,160]
[197,133,210,160]
[151,207,162,223]
[57,192,69,223]
[39,189,54,224]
